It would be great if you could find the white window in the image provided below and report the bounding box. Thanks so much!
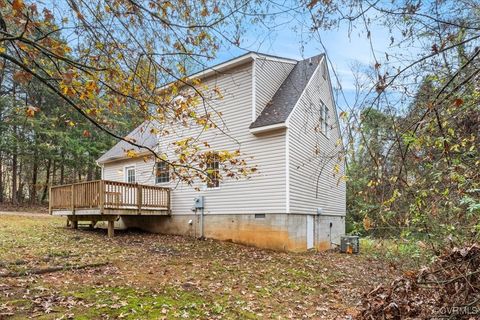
[320,101,329,136]
[323,105,329,134]
[206,152,220,188]
[125,166,136,183]
[155,161,170,183]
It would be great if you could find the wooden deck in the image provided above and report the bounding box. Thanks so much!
[49,180,171,216]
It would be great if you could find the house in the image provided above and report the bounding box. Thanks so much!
[49,52,346,251]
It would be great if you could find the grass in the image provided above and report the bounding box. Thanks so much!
[359,237,434,268]
[0,214,400,319]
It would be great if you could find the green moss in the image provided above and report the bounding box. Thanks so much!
[65,286,240,319]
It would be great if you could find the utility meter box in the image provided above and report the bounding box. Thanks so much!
[194,196,204,209]
[340,236,360,254]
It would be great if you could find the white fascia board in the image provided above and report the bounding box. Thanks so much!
[284,55,326,126]
[249,122,287,134]
[190,52,257,80]
[258,56,297,64]
[158,53,257,92]
[324,58,345,149]
[97,151,153,165]
[159,53,296,93]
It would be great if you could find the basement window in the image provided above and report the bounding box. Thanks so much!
[155,161,170,183]
[255,214,266,219]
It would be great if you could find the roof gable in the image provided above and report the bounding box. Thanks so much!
[250,54,324,129]
[97,121,159,164]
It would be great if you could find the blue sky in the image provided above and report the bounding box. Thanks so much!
[211,13,396,115]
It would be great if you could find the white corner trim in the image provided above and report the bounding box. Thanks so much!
[285,127,290,213]
[324,58,344,147]
[251,57,257,122]
[249,122,287,134]
[284,55,326,127]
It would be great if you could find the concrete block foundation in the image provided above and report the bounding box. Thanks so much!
[120,213,345,252]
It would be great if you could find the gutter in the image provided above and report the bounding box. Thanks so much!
[249,122,287,135]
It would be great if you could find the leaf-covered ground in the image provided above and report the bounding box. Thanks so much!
[0,214,397,319]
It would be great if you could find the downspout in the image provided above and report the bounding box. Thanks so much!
[200,206,205,240]
[192,207,204,239]
[95,161,104,180]
[192,196,205,239]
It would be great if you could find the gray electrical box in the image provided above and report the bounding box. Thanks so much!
[340,236,360,254]
[194,196,204,209]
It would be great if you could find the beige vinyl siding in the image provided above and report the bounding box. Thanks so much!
[103,61,287,215]
[254,58,295,119]
[287,59,346,215]
[103,157,156,185]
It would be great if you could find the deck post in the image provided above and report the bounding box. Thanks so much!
[72,219,78,229]
[107,220,114,237]
[137,183,142,214]
[99,180,105,214]
[167,189,171,213]
[71,184,75,215]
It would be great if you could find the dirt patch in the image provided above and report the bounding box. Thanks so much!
[0,203,48,214]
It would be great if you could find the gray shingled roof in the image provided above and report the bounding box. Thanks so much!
[250,54,324,129]
[97,121,159,163]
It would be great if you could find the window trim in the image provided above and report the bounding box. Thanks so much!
[155,161,170,184]
[319,100,330,138]
[205,152,220,189]
[124,165,136,183]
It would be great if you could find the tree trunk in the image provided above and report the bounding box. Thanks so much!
[31,148,38,204]
[41,159,51,203]
[11,81,17,204]
[11,143,17,204]
[17,158,23,203]
[60,152,65,184]
[87,157,93,181]
[0,152,3,203]
[52,160,56,185]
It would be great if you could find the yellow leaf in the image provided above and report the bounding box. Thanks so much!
[333,163,340,174]
[363,216,373,231]
[12,0,24,11]
[25,106,39,117]
[126,150,137,158]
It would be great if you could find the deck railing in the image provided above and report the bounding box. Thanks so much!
[49,180,170,213]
